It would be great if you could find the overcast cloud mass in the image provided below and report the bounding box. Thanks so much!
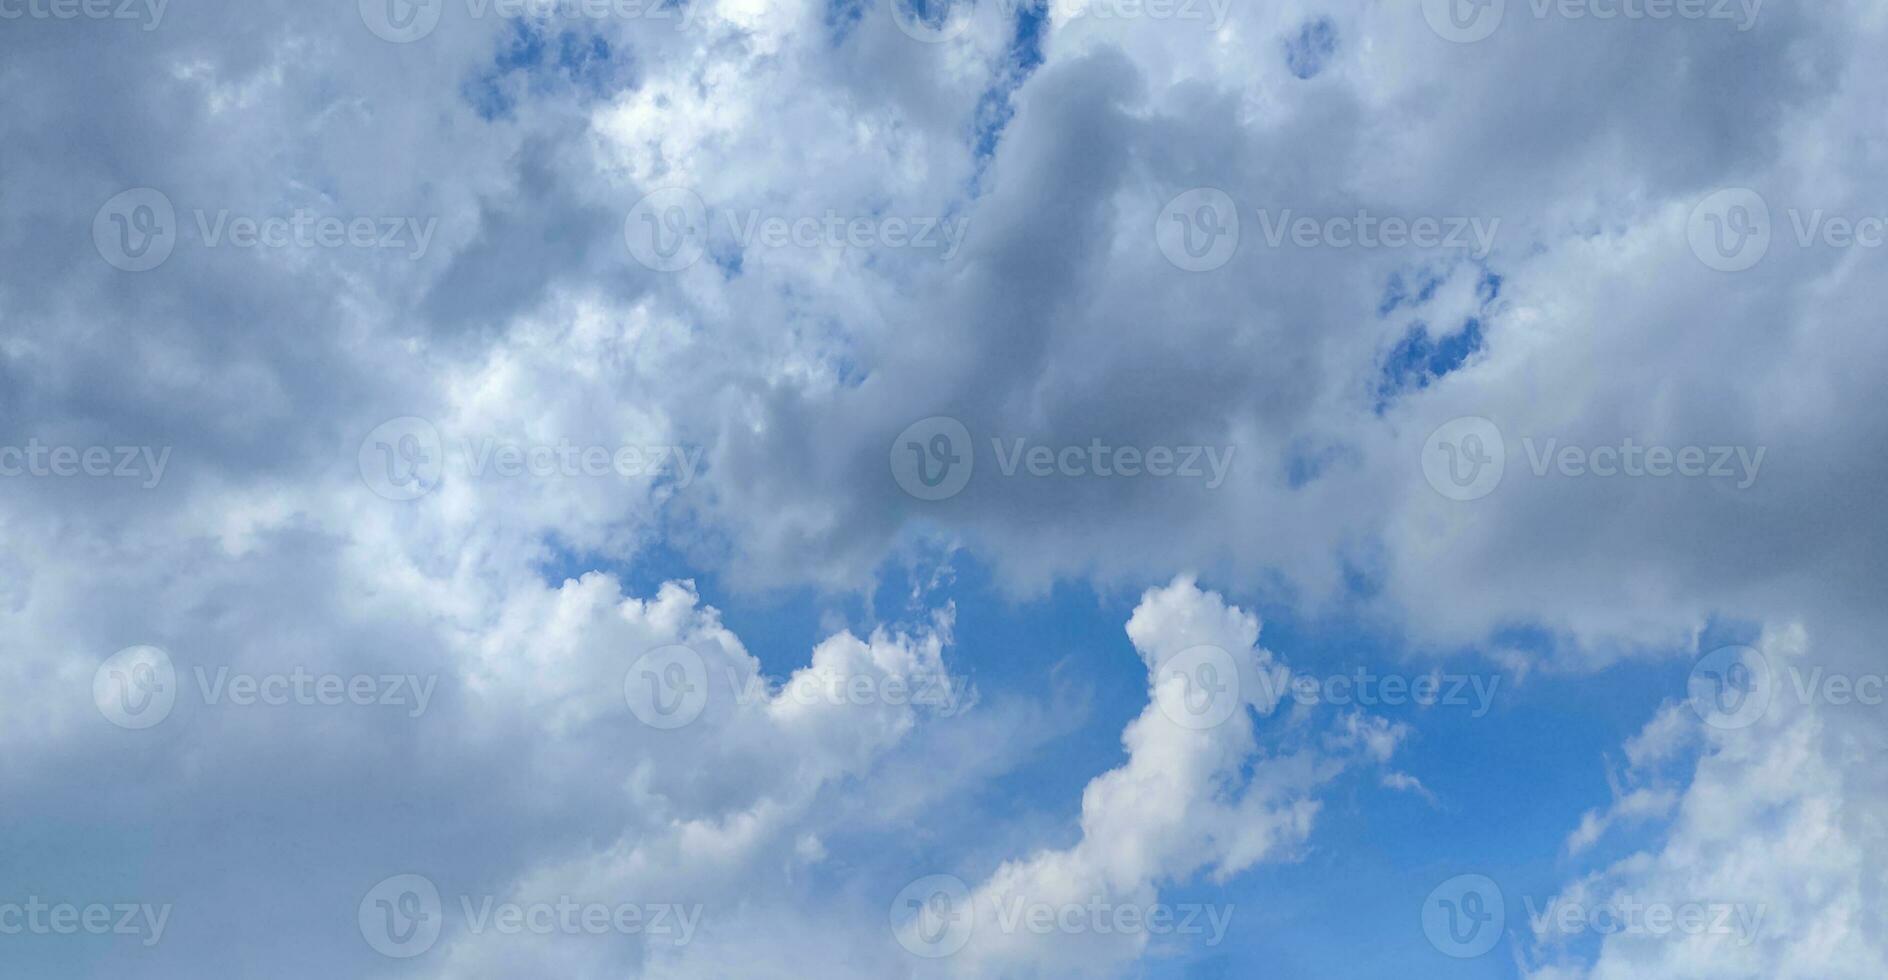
[3,0,1885,975]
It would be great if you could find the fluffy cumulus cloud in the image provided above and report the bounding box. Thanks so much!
[926,578,1402,976]
[3,0,1885,974]
[1525,626,1888,979]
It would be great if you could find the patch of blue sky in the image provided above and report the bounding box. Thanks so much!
[1374,267,1503,412]
[549,536,1703,977]
[1284,16,1337,81]
[464,19,629,120]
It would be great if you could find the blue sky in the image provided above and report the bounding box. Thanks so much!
[579,534,1718,977]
